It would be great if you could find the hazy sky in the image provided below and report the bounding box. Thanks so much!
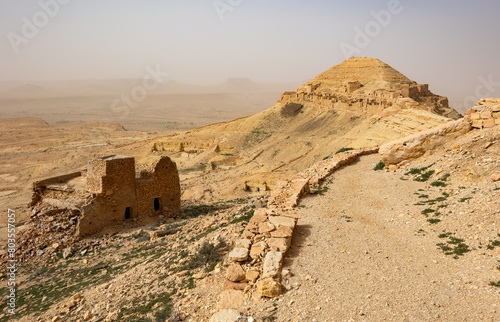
[1,0,500,109]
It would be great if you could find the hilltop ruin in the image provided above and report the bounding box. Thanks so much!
[30,155,181,237]
[281,57,460,119]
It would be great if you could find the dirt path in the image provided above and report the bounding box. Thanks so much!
[277,154,499,321]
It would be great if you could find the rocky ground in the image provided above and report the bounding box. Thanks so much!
[1,123,499,321]
[0,197,265,321]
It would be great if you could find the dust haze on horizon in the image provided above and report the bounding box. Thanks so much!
[1,0,500,110]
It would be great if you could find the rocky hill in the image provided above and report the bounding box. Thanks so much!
[4,106,499,321]
[152,57,461,201]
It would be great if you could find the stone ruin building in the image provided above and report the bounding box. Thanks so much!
[279,81,454,117]
[278,57,461,119]
[30,155,181,237]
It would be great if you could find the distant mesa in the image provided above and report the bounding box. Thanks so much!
[0,116,50,127]
[1,84,51,99]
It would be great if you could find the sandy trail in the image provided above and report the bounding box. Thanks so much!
[278,154,498,321]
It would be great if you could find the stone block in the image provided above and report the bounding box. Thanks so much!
[235,239,252,249]
[226,263,246,282]
[244,222,259,233]
[472,120,483,128]
[483,118,495,128]
[263,251,283,278]
[249,246,265,259]
[481,111,492,119]
[258,222,276,234]
[268,216,296,229]
[270,225,293,238]
[267,237,291,253]
[471,113,481,120]
[228,247,249,262]
[246,270,260,283]
[492,105,500,112]
[496,118,500,125]
[249,208,268,224]
[242,230,255,239]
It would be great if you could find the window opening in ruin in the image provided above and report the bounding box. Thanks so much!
[125,207,132,219]
[154,198,161,211]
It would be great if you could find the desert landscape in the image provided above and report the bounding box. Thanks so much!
[1,1,500,322]
[1,56,500,322]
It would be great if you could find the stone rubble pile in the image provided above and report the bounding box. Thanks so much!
[212,147,379,318]
[1,206,81,267]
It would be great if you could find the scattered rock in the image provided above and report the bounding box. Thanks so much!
[246,270,260,283]
[209,309,240,322]
[222,279,247,291]
[228,248,249,262]
[226,263,246,282]
[256,278,282,298]
[83,311,93,320]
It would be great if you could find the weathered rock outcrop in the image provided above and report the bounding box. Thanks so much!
[379,119,471,165]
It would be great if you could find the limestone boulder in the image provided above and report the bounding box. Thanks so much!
[267,237,291,253]
[379,119,471,165]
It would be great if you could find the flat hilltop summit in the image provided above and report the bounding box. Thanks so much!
[315,57,413,85]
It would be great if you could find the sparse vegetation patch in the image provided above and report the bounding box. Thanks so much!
[373,160,385,171]
[335,147,354,154]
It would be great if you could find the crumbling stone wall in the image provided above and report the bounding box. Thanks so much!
[78,156,139,236]
[30,172,82,206]
[278,81,459,119]
[136,156,181,218]
[30,155,181,238]
[464,104,500,129]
